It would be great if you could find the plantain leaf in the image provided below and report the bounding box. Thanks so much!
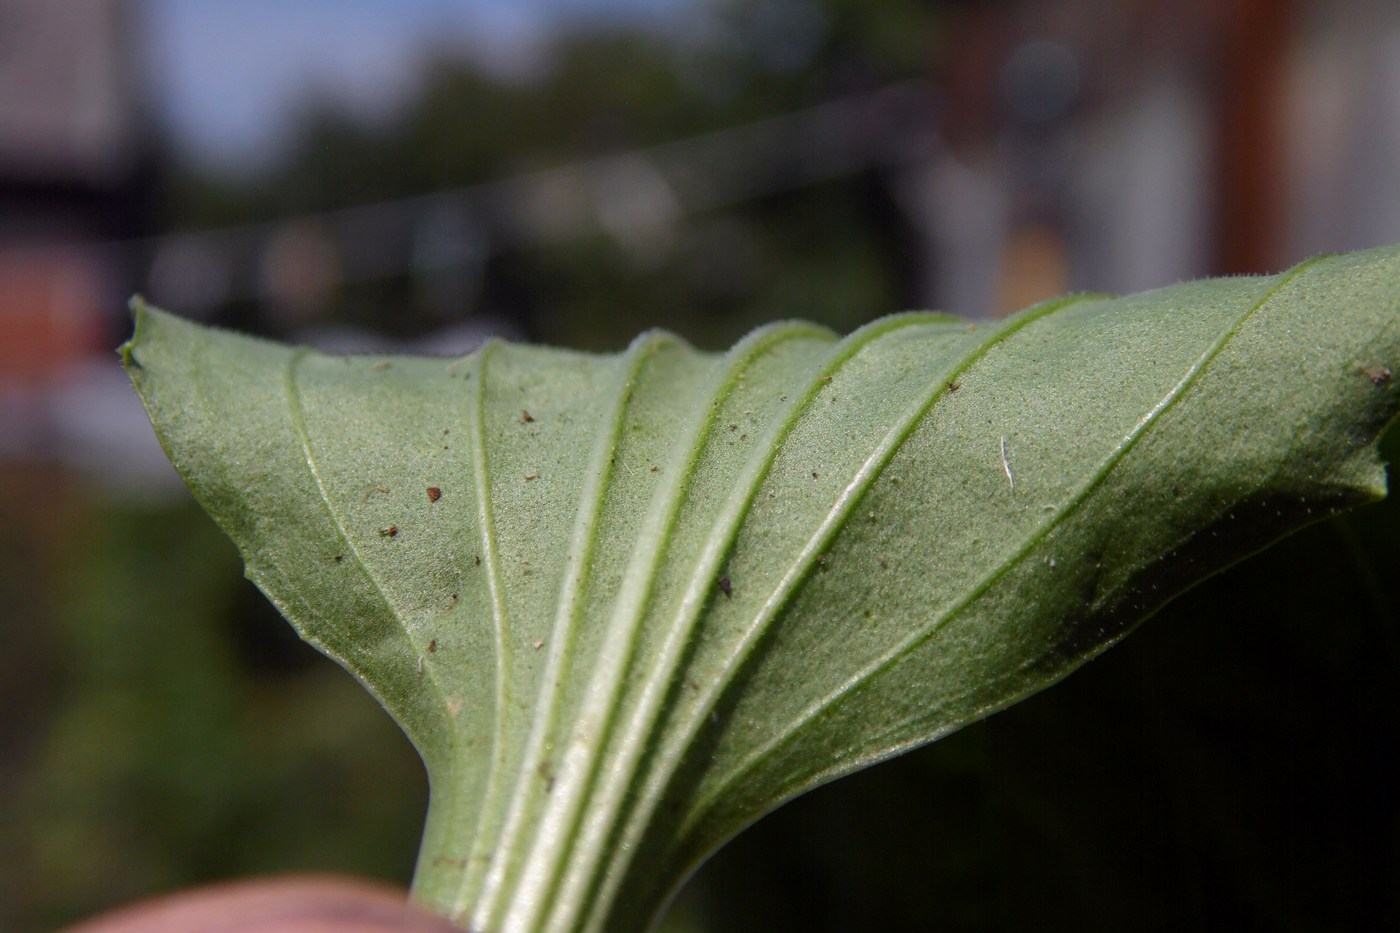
[123,245,1400,933]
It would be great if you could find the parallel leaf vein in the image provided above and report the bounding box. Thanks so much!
[478,332,674,933]
[688,259,1324,824]
[453,340,515,918]
[553,322,838,931]
[586,310,987,904]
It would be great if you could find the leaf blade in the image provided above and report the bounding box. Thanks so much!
[123,244,1400,933]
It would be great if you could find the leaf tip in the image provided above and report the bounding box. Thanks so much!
[119,295,152,373]
[119,296,178,376]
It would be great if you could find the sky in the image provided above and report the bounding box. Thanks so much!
[140,0,698,172]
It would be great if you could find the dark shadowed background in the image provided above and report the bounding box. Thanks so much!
[2,1,1398,929]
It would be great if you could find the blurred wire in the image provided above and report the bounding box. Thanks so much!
[115,81,936,316]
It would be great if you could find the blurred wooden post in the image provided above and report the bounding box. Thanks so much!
[1212,0,1295,274]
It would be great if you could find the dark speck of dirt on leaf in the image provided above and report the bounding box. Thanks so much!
[812,471,819,479]
[427,486,442,502]
[474,554,481,566]
[1363,365,1393,387]
[429,639,437,652]
[718,576,733,597]
[333,554,343,563]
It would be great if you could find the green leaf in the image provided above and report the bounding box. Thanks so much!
[123,245,1400,933]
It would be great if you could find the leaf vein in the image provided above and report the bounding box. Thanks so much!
[689,258,1326,825]
[587,308,1028,905]
[281,348,451,714]
[553,321,838,930]
[453,340,516,916]
[477,331,676,933]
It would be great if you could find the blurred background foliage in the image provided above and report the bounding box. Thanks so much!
[2,0,1399,929]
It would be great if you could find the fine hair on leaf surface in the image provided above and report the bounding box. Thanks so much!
[124,244,1400,933]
